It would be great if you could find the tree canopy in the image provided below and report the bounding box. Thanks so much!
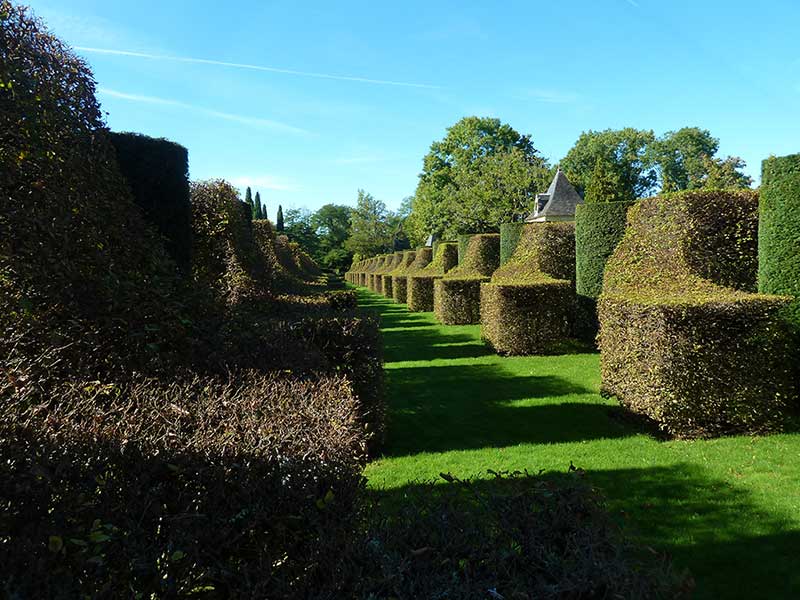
[345,190,393,257]
[411,116,551,238]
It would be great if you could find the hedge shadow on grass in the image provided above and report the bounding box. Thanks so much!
[382,362,625,456]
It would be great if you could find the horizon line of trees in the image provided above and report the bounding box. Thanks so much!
[266,117,757,270]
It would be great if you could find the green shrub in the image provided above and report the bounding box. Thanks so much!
[369,256,387,292]
[457,233,474,264]
[599,190,797,437]
[574,201,634,343]
[351,470,690,599]
[379,252,403,297]
[110,132,192,273]
[0,371,367,598]
[408,242,457,312]
[759,154,800,332]
[395,247,432,305]
[389,250,416,303]
[434,234,501,324]
[500,222,525,265]
[481,224,576,354]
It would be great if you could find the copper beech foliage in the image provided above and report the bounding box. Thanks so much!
[408,242,457,312]
[599,190,797,437]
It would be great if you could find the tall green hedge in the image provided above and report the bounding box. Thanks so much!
[574,201,634,343]
[759,154,800,331]
[408,242,457,312]
[499,222,524,265]
[457,234,475,265]
[110,132,192,273]
[599,190,796,437]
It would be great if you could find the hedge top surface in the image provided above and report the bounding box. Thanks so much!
[603,189,788,305]
[391,250,417,275]
[417,242,458,277]
[575,201,635,299]
[376,252,402,275]
[405,247,434,275]
[445,234,501,280]
[491,223,575,285]
[758,154,800,325]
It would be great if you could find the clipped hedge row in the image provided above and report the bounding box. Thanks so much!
[500,222,525,265]
[574,201,634,343]
[369,256,387,292]
[599,190,797,437]
[380,252,403,297]
[434,234,501,325]
[394,248,430,304]
[0,371,367,598]
[408,242,457,312]
[481,223,576,355]
[457,233,475,264]
[759,154,800,332]
[388,250,416,303]
[110,132,192,273]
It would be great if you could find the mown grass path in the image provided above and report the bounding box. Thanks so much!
[359,288,800,599]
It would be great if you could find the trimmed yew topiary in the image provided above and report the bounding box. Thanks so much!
[389,250,416,303]
[481,223,576,354]
[434,234,501,325]
[369,256,387,292]
[408,242,458,312]
[379,252,403,298]
[599,190,797,437]
[394,248,430,304]
[759,154,800,332]
[500,222,525,265]
[574,201,635,343]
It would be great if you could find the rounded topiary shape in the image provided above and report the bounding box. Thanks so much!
[481,223,576,355]
[600,189,796,437]
[500,222,525,266]
[574,201,635,343]
[759,154,800,332]
[379,252,403,298]
[435,234,501,324]
[369,256,387,292]
[389,250,417,303]
[408,243,457,312]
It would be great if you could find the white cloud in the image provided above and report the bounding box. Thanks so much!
[78,46,441,89]
[625,0,640,7]
[97,88,310,135]
[230,175,298,192]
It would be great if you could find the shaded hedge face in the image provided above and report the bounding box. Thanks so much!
[500,222,525,265]
[574,201,634,343]
[492,223,576,284]
[0,371,366,598]
[599,190,797,437]
[408,243,457,312]
[110,132,192,273]
[0,2,192,381]
[759,154,800,331]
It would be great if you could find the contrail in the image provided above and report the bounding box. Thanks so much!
[98,87,311,135]
[77,46,441,89]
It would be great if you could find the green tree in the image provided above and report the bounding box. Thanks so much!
[284,208,320,257]
[311,203,353,271]
[345,189,393,257]
[254,191,264,219]
[561,128,657,201]
[651,127,752,191]
[584,157,626,203]
[276,205,284,231]
[244,186,254,216]
[412,116,550,238]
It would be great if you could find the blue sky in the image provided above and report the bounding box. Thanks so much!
[27,0,800,213]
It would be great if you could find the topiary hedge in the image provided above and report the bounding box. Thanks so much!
[369,256,386,292]
[434,234,501,325]
[388,250,416,303]
[408,242,458,312]
[379,252,403,297]
[759,154,800,332]
[110,132,192,273]
[394,248,430,304]
[574,201,635,343]
[599,189,797,437]
[500,222,525,265]
[457,233,475,265]
[481,223,576,354]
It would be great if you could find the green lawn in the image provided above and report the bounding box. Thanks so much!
[359,288,800,600]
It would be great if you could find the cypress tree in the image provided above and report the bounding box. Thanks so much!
[244,186,254,215]
[255,191,263,219]
[276,205,284,232]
